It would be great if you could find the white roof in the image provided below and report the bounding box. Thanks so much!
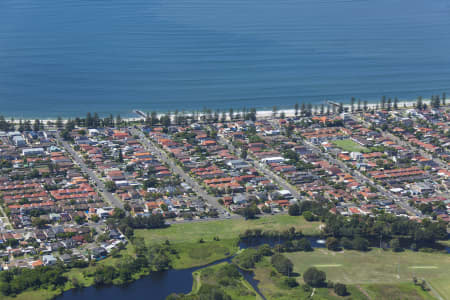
[278,190,292,196]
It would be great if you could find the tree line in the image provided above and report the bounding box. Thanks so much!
[0,265,67,296]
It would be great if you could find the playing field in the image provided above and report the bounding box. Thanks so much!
[332,139,370,153]
[284,248,450,299]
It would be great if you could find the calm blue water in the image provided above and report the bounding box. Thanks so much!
[0,0,449,118]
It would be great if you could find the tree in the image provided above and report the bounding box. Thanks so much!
[390,238,402,252]
[56,116,63,130]
[258,244,273,256]
[32,218,48,229]
[340,237,353,250]
[417,96,423,110]
[334,283,348,296]
[352,236,369,251]
[297,238,313,252]
[326,237,340,251]
[32,119,40,132]
[229,108,234,121]
[288,204,300,216]
[105,181,116,192]
[241,205,259,219]
[74,215,86,225]
[294,103,299,117]
[123,203,132,212]
[338,103,344,114]
[300,103,306,116]
[303,267,326,287]
[160,203,168,212]
[116,114,122,126]
[303,211,315,221]
[350,97,355,112]
[271,254,293,276]
[240,149,247,159]
[113,208,126,219]
[431,95,440,108]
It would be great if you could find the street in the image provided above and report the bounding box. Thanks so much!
[217,134,303,201]
[130,127,233,217]
[56,133,124,209]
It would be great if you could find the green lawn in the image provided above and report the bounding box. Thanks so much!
[135,215,322,243]
[251,258,368,300]
[332,139,370,153]
[284,248,449,299]
[363,283,436,300]
[135,215,322,269]
[251,252,440,300]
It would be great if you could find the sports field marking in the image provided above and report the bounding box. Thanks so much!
[408,266,438,269]
[314,264,342,267]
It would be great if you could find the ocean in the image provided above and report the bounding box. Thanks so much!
[0,0,449,118]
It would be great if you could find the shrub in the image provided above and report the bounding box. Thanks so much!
[284,277,299,288]
[334,283,348,296]
[303,211,315,221]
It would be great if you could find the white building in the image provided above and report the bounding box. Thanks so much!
[22,148,45,156]
[261,156,286,164]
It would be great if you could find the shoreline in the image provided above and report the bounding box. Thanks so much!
[2,98,435,124]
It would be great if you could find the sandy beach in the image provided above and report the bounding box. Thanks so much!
[5,98,435,124]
